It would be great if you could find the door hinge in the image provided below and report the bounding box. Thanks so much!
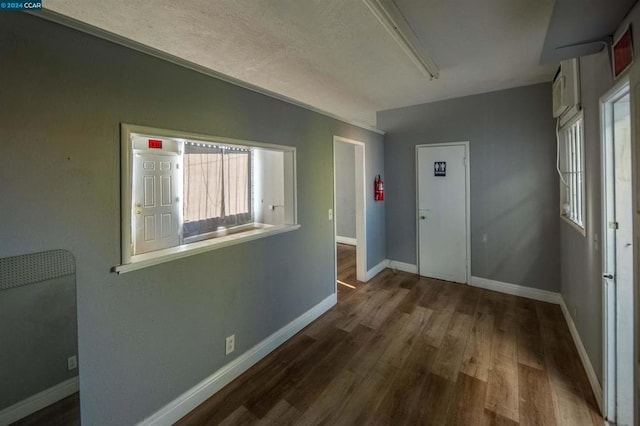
[463,157,468,167]
[608,221,619,230]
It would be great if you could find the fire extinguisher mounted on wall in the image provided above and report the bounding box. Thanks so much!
[374,174,384,201]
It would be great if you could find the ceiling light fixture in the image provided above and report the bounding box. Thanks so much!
[363,0,439,80]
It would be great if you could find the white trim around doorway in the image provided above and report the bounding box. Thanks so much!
[333,136,367,286]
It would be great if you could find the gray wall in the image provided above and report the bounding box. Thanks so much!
[335,142,356,239]
[0,274,77,410]
[378,83,560,291]
[0,14,384,425]
[561,2,640,383]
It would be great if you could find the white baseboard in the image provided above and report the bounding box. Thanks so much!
[559,297,603,413]
[388,260,418,274]
[470,276,563,305]
[138,293,337,426]
[365,259,389,282]
[0,376,79,426]
[336,236,357,246]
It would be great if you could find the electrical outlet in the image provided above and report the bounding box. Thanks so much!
[328,209,333,220]
[225,335,235,355]
[67,355,78,371]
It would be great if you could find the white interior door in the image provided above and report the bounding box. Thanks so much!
[603,81,635,425]
[629,61,640,422]
[613,93,634,426]
[133,153,182,255]
[417,143,469,283]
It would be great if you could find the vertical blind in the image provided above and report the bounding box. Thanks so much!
[183,144,251,237]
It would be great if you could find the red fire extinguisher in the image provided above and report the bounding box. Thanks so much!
[374,175,384,201]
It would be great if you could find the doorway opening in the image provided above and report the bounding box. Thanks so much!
[601,80,634,425]
[333,136,366,296]
[416,142,470,284]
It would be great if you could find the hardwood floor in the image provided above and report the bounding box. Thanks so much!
[9,393,80,426]
[177,245,603,425]
[336,243,363,302]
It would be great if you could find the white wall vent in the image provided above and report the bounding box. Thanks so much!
[552,58,581,120]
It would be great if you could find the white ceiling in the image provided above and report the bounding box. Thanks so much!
[45,0,557,129]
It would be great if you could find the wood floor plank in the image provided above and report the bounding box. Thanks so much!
[550,384,598,426]
[244,327,349,417]
[423,307,454,348]
[446,373,488,426]
[431,311,473,381]
[396,281,427,314]
[284,324,374,411]
[536,303,592,395]
[360,286,410,330]
[516,298,545,370]
[332,360,399,426]
[460,311,495,382]
[302,309,344,339]
[376,307,442,424]
[376,367,427,425]
[255,400,301,425]
[346,310,410,377]
[485,312,519,423]
[11,393,80,426]
[377,306,431,368]
[455,285,481,315]
[399,274,420,290]
[418,279,445,309]
[518,363,556,426]
[430,282,465,312]
[482,409,520,426]
[218,405,259,426]
[294,369,360,426]
[415,372,457,426]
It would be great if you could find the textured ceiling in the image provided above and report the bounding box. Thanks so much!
[44,0,557,128]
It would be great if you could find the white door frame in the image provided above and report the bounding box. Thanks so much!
[333,136,367,287]
[415,141,471,284]
[600,74,632,423]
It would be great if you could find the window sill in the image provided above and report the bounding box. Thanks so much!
[112,223,301,274]
[560,215,586,237]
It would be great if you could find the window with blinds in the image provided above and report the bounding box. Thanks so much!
[559,113,585,232]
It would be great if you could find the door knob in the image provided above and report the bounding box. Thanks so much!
[603,274,614,279]
[420,216,426,220]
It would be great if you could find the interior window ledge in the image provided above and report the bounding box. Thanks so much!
[560,215,586,237]
[112,224,301,274]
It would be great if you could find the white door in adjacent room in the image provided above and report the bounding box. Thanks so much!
[132,152,182,255]
[417,143,469,283]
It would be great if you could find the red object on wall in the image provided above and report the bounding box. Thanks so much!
[613,26,634,78]
[374,175,384,201]
[148,139,163,149]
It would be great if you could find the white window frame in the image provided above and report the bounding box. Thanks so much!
[114,123,299,274]
[559,111,586,235]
